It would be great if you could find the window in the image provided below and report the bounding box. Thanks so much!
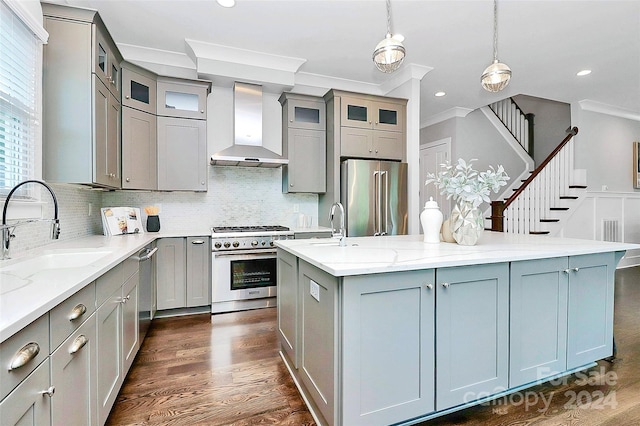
[0,0,46,198]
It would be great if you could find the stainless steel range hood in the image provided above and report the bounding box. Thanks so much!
[210,82,288,168]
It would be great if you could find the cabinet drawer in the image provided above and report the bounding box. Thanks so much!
[96,263,124,306]
[0,314,50,401]
[50,282,96,352]
[0,358,51,426]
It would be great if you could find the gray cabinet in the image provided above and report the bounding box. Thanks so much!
[157,237,211,311]
[122,63,157,190]
[157,117,208,191]
[96,287,123,425]
[157,78,208,120]
[122,271,140,373]
[510,257,568,387]
[42,3,122,189]
[156,238,187,310]
[342,270,435,426]
[51,315,97,426]
[0,360,51,426]
[332,92,406,161]
[435,263,509,411]
[279,93,326,193]
[567,253,616,369]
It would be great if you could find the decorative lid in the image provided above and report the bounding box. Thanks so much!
[424,196,439,209]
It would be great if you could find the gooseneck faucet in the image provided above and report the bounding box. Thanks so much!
[2,180,60,260]
[329,202,347,247]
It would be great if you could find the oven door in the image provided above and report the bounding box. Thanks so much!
[212,249,278,304]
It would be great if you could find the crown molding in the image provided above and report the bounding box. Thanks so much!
[579,100,640,122]
[421,107,474,128]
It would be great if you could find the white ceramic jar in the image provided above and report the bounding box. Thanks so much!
[420,197,443,243]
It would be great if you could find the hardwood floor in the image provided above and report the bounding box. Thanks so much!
[108,267,640,426]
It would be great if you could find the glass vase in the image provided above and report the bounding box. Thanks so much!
[450,201,483,245]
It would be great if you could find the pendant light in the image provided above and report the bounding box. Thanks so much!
[373,0,405,73]
[481,0,511,92]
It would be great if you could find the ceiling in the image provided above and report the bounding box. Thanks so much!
[54,0,640,126]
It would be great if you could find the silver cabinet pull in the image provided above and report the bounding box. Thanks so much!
[8,342,40,371]
[573,267,580,272]
[563,269,570,274]
[563,268,580,274]
[424,283,434,290]
[69,335,88,355]
[120,295,131,304]
[69,304,87,321]
[39,386,55,398]
[191,240,205,245]
[442,282,450,288]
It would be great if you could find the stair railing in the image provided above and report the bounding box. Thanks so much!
[491,127,579,234]
[489,98,532,153]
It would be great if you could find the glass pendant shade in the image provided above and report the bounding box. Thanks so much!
[373,33,406,73]
[481,59,512,92]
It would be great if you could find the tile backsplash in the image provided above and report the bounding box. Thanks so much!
[103,166,317,232]
[4,167,318,258]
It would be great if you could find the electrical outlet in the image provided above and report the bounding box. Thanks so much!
[310,280,320,302]
[293,204,299,213]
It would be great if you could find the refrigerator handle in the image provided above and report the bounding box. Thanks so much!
[381,171,388,235]
[373,171,380,236]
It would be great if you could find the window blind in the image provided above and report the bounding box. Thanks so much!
[0,0,39,197]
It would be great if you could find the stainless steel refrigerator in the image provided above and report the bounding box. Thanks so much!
[341,159,408,237]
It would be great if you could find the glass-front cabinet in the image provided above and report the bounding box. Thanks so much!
[340,95,405,133]
[157,78,208,120]
[122,65,156,114]
[94,25,120,99]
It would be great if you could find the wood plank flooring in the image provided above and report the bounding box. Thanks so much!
[108,267,640,426]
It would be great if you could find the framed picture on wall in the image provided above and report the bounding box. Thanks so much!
[634,142,640,189]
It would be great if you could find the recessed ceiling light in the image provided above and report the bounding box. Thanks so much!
[434,91,446,97]
[577,69,592,76]
[217,0,235,7]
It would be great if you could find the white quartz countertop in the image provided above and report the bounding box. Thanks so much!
[0,229,210,343]
[275,232,640,277]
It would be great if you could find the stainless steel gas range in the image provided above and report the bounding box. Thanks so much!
[210,225,294,314]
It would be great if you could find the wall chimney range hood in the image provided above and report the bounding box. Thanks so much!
[210,82,288,168]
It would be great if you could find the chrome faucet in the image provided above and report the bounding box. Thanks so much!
[329,202,347,247]
[2,180,60,260]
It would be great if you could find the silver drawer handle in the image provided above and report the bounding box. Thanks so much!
[191,240,205,245]
[69,304,87,321]
[120,295,131,304]
[424,283,433,290]
[8,342,40,371]
[39,386,55,398]
[69,335,88,354]
[442,282,450,288]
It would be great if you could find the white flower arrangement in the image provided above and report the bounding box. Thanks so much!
[425,158,510,208]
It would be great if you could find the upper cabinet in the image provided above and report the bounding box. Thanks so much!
[42,3,122,189]
[122,64,157,115]
[279,93,326,194]
[157,78,208,120]
[326,90,406,161]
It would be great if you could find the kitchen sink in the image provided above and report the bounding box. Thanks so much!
[1,249,113,274]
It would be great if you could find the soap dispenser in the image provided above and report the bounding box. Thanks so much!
[420,197,443,243]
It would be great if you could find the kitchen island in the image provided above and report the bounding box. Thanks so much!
[275,232,638,426]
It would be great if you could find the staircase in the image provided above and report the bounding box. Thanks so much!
[489,98,533,154]
[489,116,583,235]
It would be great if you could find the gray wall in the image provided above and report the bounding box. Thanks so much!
[512,95,571,166]
[572,108,640,192]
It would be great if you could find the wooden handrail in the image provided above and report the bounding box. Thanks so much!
[490,126,578,232]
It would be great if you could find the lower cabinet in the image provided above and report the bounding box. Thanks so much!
[51,315,98,426]
[0,359,51,426]
[342,269,435,426]
[123,271,140,373]
[157,237,211,311]
[277,249,299,368]
[435,263,510,411]
[96,286,124,425]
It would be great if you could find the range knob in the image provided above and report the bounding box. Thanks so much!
[214,242,222,249]
[232,241,240,248]
[251,240,259,247]
[223,242,231,248]
[261,241,266,246]
[270,241,275,247]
